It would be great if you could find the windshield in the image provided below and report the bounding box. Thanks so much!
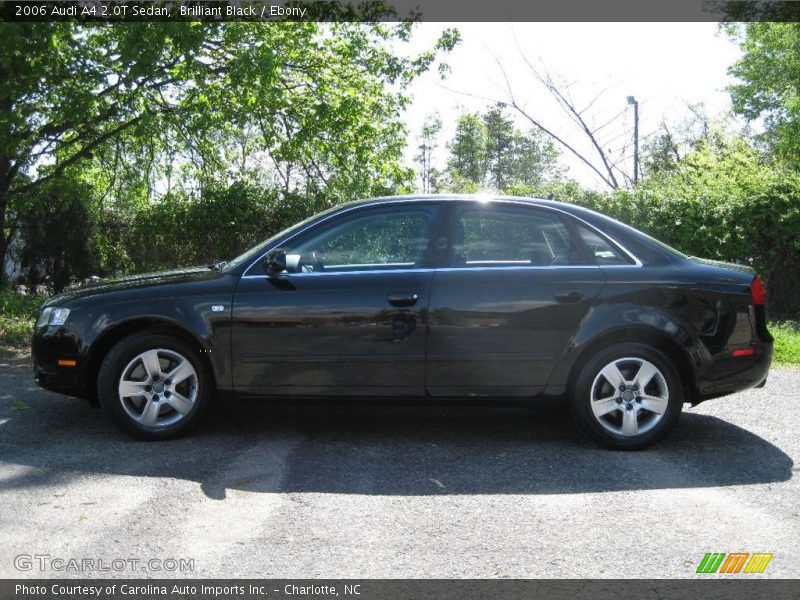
[222,204,343,272]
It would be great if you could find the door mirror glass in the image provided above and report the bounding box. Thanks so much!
[263,248,287,276]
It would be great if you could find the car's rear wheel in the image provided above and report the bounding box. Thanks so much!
[97,332,211,439]
[570,343,683,450]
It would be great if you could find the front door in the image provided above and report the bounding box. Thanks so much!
[426,202,606,397]
[231,202,442,397]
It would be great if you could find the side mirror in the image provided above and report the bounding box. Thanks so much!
[263,248,287,276]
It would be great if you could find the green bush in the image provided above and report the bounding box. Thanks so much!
[0,287,46,350]
[771,321,800,365]
[121,184,335,273]
[544,136,800,318]
[13,177,98,292]
[6,134,798,320]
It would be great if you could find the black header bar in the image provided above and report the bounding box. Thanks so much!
[3,0,800,22]
[3,579,800,600]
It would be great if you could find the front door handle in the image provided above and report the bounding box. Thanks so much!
[387,293,419,308]
[554,290,583,303]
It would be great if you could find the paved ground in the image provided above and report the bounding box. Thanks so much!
[0,356,797,579]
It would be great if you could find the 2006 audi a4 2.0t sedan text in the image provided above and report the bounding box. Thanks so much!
[32,195,773,449]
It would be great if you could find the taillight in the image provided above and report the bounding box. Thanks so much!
[750,275,766,306]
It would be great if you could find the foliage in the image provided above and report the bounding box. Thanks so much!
[14,175,97,292]
[630,135,772,260]
[483,105,517,190]
[642,125,682,177]
[0,22,459,286]
[414,114,443,194]
[98,182,330,274]
[726,23,800,169]
[0,287,45,350]
[444,105,560,192]
[771,321,800,365]
[480,130,799,318]
[641,107,713,178]
[447,113,488,187]
[555,132,800,317]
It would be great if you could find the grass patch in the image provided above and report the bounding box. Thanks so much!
[770,320,800,365]
[0,288,46,352]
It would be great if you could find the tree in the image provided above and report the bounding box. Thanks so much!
[414,114,443,193]
[508,128,561,187]
[447,113,488,189]
[726,23,800,169]
[444,105,560,193]
[0,22,459,283]
[483,104,516,190]
[631,132,800,315]
[487,48,634,189]
[14,174,97,292]
[642,107,712,178]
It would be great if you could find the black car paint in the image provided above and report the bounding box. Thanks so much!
[32,196,772,406]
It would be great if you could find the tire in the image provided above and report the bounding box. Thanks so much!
[97,331,212,440]
[569,342,683,450]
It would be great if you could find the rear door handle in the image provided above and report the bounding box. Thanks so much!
[554,290,583,303]
[387,293,419,308]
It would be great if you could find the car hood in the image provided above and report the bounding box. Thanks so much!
[46,266,221,306]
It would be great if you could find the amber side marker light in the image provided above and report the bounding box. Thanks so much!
[732,348,755,358]
[57,359,77,367]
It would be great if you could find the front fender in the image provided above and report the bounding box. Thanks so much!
[51,293,233,398]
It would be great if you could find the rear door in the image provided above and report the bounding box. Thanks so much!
[425,202,606,397]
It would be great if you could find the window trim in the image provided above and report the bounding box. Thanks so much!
[241,198,642,279]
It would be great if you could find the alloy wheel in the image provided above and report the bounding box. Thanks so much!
[117,348,198,428]
[589,356,669,437]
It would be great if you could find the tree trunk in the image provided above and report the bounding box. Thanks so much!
[0,190,8,286]
[0,154,17,286]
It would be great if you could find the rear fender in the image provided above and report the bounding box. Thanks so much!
[545,302,701,397]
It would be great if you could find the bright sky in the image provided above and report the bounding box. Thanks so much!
[402,22,742,190]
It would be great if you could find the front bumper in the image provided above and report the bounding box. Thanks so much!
[33,360,84,396]
[32,325,88,399]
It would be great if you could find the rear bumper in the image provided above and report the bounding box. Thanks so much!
[695,342,773,402]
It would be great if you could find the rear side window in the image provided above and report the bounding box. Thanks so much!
[451,206,585,267]
[575,223,633,265]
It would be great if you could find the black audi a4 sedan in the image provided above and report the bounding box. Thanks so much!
[32,195,772,448]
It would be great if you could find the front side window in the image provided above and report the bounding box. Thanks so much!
[451,206,583,267]
[282,205,438,273]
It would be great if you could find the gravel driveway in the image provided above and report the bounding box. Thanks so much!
[0,356,797,578]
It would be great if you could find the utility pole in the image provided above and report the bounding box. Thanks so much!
[627,96,639,185]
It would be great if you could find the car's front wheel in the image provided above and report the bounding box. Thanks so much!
[97,332,211,439]
[570,343,683,450]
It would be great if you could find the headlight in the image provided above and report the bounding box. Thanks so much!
[36,307,70,328]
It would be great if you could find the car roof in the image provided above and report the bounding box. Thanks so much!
[348,194,574,211]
